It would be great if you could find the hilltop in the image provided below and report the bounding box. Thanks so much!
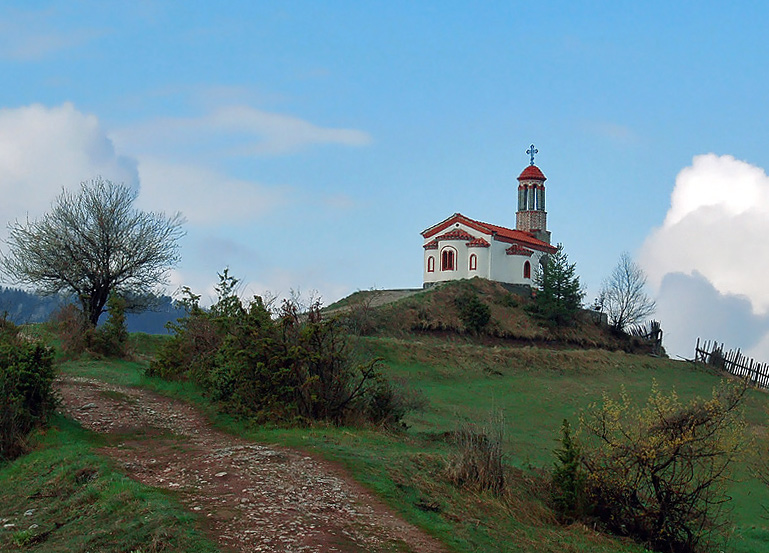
[328,277,652,353]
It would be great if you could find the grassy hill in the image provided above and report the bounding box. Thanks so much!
[328,278,650,351]
[3,279,769,552]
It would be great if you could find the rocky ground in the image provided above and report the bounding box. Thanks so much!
[57,377,446,553]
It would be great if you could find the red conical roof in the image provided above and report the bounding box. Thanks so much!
[517,164,546,181]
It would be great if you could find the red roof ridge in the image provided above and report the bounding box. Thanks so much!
[422,212,556,253]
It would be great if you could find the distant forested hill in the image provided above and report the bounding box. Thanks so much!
[0,287,185,334]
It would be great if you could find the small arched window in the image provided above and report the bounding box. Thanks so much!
[441,248,456,271]
[469,254,477,271]
[523,260,531,279]
[427,256,435,273]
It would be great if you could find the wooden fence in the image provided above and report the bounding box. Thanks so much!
[694,338,769,389]
[629,320,663,356]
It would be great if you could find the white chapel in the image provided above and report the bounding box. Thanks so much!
[421,145,557,289]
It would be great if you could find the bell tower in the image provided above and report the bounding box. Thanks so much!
[516,144,551,244]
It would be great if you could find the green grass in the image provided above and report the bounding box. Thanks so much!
[0,415,219,553]
[33,332,769,552]
[357,336,769,552]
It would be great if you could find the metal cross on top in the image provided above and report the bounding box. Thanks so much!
[526,144,538,166]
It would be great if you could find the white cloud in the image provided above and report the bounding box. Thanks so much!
[134,158,285,225]
[641,154,769,315]
[112,105,372,158]
[0,103,139,224]
[640,154,769,359]
[662,154,769,227]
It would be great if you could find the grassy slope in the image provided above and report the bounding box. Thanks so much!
[60,339,769,552]
[0,414,219,553]
[328,281,769,551]
[0,333,219,553]
[361,337,769,547]
[60,355,650,553]
[6,284,769,552]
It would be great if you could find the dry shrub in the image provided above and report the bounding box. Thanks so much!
[447,410,505,495]
[341,290,381,336]
[580,382,747,553]
[50,303,90,356]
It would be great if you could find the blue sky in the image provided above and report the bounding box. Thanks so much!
[1,1,769,359]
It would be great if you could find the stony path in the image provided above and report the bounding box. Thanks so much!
[57,377,447,553]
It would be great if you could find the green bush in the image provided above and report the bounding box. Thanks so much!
[150,271,413,427]
[529,244,583,327]
[454,291,491,334]
[551,419,587,522]
[49,295,129,359]
[0,320,57,461]
[91,293,129,357]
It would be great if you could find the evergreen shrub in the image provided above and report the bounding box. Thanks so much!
[0,319,57,460]
[149,271,415,427]
[454,291,491,334]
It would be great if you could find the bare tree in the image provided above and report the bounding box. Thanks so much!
[598,252,656,332]
[1,177,185,326]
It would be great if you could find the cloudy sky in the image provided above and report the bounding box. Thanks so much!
[1,1,768,360]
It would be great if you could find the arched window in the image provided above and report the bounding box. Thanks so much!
[469,254,477,271]
[427,256,435,273]
[441,248,456,271]
[523,260,531,279]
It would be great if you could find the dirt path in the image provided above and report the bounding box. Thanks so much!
[56,377,447,553]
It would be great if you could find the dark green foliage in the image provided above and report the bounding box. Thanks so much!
[91,293,129,357]
[551,419,587,521]
[0,286,66,324]
[454,291,491,334]
[149,271,410,427]
[530,244,584,327]
[364,376,427,428]
[0,319,57,461]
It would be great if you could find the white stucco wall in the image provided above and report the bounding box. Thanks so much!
[489,242,545,286]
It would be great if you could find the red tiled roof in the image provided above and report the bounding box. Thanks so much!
[435,228,475,241]
[506,243,534,256]
[467,237,491,248]
[423,240,438,250]
[422,213,557,254]
[517,165,546,181]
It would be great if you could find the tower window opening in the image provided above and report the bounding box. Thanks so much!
[427,256,435,273]
[524,261,531,279]
[469,254,477,271]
